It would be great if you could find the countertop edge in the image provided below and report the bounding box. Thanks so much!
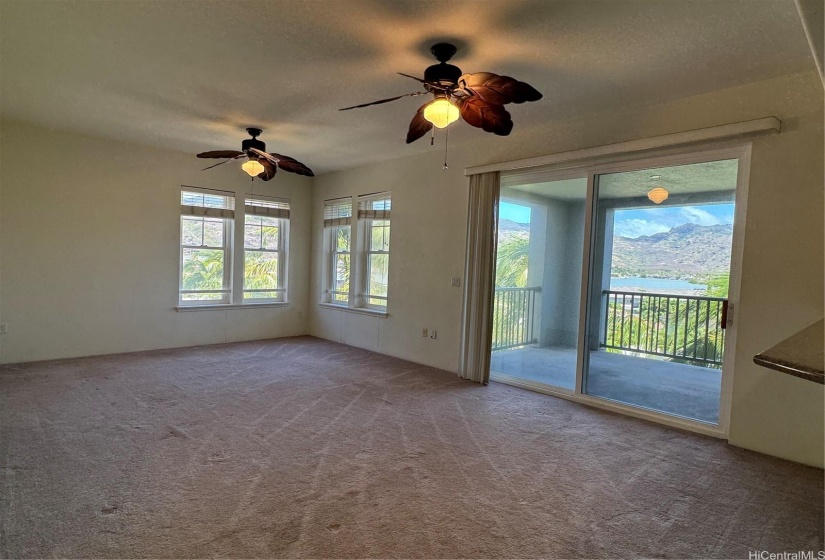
[753,354,824,385]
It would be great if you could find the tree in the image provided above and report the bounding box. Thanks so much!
[603,295,726,368]
[496,233,529,287]
[492,233,532,350]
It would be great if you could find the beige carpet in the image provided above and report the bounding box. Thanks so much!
[1,336,822,559]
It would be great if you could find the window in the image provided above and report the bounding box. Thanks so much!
[322,192,392,313]
[323,198,352,305]
[358,193,391,310]
[244,197,289,303]
[180,188,234,305]
[178,187,290,308]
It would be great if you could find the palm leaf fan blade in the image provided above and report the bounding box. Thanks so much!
[339,91,428,111]
[200,153,246,171]
[458,73,542,105]
[406,102,433,144]
[196,150,244,158]
[457,97,513,136]
[257,158,277,181]
[269,153,315,177]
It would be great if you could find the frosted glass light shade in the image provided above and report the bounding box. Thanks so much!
[242,159,265,177]
[423,98,459,129]
[647,187,669,204]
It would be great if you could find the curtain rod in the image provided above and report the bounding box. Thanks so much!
[464,117,781,176]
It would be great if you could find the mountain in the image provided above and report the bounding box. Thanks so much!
[498,219,529,239]
[611,223,733,277]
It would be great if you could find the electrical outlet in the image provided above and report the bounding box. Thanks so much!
[451,277,461,287]
[430,330,437,340]
[422,328,428,337]
[0,323,7,334]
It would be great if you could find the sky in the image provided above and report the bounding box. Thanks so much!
[613,203,734,238]
[500,201,531,223]
[499,201,734,238]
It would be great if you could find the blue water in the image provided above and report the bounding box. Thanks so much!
[610,277,707,292]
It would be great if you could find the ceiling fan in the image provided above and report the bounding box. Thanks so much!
[340,43,542,143]
[196,128,314,180]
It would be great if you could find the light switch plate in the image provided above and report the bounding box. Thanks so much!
[451,277,461,287]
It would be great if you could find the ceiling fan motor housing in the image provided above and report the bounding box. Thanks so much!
[425,43,462,87]
[242,137,266,155]
[424,62,462,87]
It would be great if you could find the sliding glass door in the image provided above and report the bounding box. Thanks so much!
[582,159,737,424]
[490,174,588,391]
[489,147,746,432]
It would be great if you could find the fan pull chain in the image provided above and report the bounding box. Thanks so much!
[430,127,435,146]
[443,126,449,170]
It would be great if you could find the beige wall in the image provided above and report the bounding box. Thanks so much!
[308,71,824,467]
[1,71,822,467]
[0,121,313,363]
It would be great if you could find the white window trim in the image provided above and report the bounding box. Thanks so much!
[243,195,290,304]
[176,302,289,312]
[322,197,353,307]
[178,187,291,308]
[357,219,389,311]
[356,192,391,311]
[327,225,351,305]
[320,193,391,316]
[318,302,387,318]
[179,187,234,307]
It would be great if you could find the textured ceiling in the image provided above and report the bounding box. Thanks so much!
[504,159,737,202]
[0,0,812,174]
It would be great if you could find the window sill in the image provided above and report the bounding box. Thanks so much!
[318,303,388,318]
[176,302,289,312]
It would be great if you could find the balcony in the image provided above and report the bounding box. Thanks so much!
[491,288,726,423]
[601,290,727,367]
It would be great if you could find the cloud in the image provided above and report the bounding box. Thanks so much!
[679,207,722,226]
[614,219,670,239]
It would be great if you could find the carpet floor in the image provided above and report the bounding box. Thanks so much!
[1,336,822,559]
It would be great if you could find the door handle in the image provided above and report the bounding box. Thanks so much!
[721,300,729,330]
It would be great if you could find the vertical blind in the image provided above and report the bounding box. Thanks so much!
[459,172,501,384]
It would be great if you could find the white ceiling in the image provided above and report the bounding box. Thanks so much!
[0,0,812,174]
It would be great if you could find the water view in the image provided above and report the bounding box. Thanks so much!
[610,276,707,294]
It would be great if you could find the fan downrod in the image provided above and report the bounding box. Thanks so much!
[430,43,457,63]
[425,43,462,86]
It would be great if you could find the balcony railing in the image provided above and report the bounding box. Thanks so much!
[601,290,727,367]
[492,287,541,351]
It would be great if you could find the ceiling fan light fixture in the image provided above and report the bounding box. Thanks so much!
[648,187,669,204]
[242,159,265,177]
[423,97,459,129]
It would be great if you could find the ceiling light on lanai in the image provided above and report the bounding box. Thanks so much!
[340,43,542,143]
[196,128,315,181]
[648,187,669,204]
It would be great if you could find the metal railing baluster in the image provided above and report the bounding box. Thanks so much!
[599,290,727,367]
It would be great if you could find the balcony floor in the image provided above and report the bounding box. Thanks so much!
[490,346,722,424]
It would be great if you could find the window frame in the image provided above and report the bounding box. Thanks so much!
[359,216,390,311]
[243,196,290,304]
[328,225,351,305]
[177,187,291,309]
[179,187,235,306]
[355,192,391,312]
[322,197,353,307]
[320,193,392,315]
